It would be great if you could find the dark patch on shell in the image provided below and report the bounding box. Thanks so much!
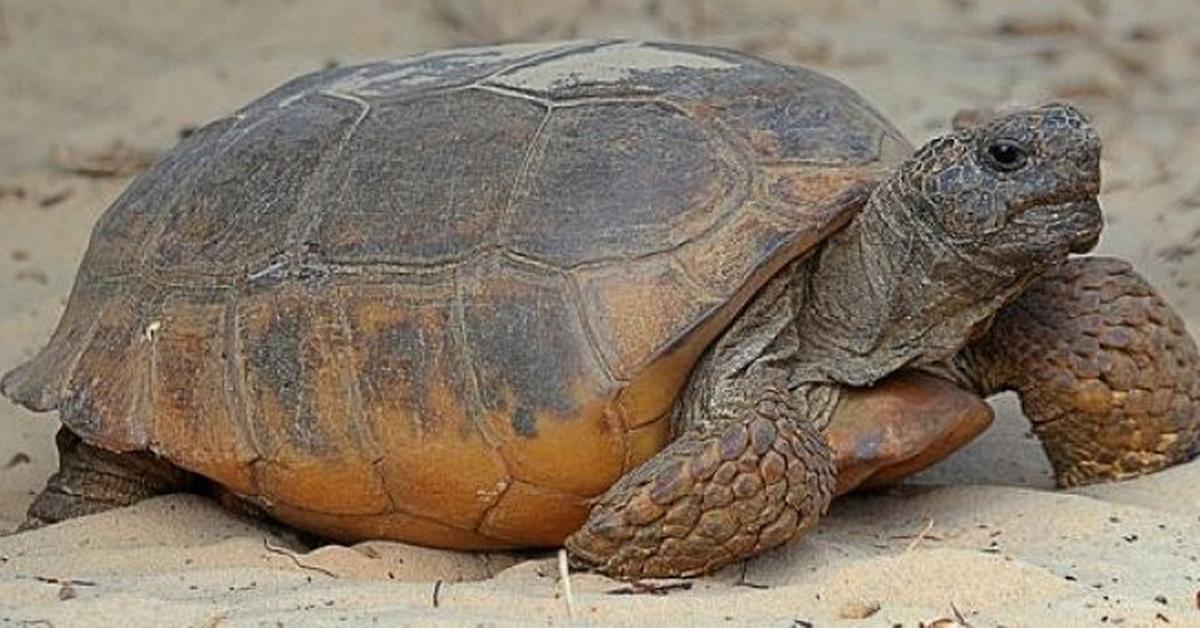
[247,311,330,454]
[511,407,538,437]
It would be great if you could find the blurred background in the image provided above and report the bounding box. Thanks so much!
[1,0,1198,527]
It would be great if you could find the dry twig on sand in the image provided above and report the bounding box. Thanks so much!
[558,549,576,620]
[904,518,937,553]
[262,539,338,579]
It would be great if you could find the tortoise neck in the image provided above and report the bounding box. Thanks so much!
[792,177,1025,387]
[670,256,842,434]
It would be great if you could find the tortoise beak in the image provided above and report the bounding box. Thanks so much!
[1067,199,1103,254]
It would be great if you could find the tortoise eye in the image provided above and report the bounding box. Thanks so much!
[985,139,1028,172]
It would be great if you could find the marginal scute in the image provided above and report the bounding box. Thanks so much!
[575,259,721,382]
[478,480,591,547]
[0,277,116,412]
[763,164,888,212]
[266,502,516,550]
[459,256,624,497]
[671,208,795,301]
[238,284,389,515]
[149,291,257,495]
[340,280,511,528]
[60,286,158,453]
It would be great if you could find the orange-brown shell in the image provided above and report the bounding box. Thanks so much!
[1,41,910,548]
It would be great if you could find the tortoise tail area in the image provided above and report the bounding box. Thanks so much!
[0,277,154,454]
[1,349,62,413]
[1,276,103,412]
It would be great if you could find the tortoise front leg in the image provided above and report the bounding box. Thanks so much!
[564,383,836,579]
[958,257,1200,487]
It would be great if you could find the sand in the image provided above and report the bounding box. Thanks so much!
[1,1,1198,626]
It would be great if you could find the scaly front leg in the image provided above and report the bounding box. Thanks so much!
[958,256,1200,487]
[565,381,836,579]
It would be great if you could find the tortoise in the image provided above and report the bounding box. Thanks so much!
[3,40,1199,579]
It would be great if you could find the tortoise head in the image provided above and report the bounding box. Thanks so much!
[905,103,1103,262]
[795,104,1106,384]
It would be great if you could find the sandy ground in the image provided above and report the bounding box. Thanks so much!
[1,1,1198,626]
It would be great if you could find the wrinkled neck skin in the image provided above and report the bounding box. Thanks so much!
[790,177,1051,387]
[676,175,1062,433]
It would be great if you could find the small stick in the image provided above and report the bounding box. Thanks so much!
[432,580,444,608]
[605,581,694,596]
[735,562,769,589]
[262,539,338,578]
[558,549,576,620]
[950,601,972,626]
[905,518,936,553]
[32,576,96,587]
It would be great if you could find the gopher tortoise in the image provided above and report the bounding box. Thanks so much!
[4,40,1198,579]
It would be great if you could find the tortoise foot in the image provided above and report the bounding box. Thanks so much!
[16,515,49,533]
[967,257,1200,487]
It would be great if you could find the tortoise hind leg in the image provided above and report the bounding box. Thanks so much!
[21,427,192,530]
[958,257,1200,487]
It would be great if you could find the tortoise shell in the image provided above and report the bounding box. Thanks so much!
[2,41,910,548]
